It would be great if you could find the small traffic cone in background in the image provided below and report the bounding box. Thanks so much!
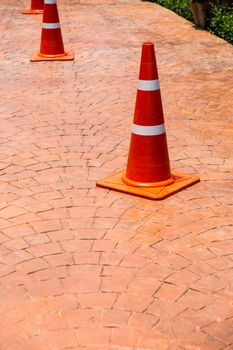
[30,0,74,62]
[22,0,44,14]
[97,42,200,200]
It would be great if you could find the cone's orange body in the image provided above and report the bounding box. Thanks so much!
[22,0,44,13]
[31,0,44,10]
[123,43,172,187]
[40,2,65,56]
[30,0,74,61]
[96,42,200,199]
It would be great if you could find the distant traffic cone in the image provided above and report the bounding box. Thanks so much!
[97,42,200,200]
[22,0,44,14]
[30,0,74,62]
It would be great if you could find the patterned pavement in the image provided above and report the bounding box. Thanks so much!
[0,0,233,349]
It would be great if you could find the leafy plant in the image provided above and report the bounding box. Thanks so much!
[191,0,206,3]
[143,0,233,45]
[206,1,233,44]
[145,0,193,21]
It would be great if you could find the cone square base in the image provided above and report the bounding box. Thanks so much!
[96,171,200,200]
[30,51,74,62]
[22,9,44,14]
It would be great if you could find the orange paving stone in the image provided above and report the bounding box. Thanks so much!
[0,0,233,349]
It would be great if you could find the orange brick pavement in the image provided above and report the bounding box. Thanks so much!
[0,0,233,349]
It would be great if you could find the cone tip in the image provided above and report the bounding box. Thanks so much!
[142,42,154,47]
[141,42,156,64]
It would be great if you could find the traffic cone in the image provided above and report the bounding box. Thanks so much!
[30,0,74,62]
[96,42,200,200]
[22,0,44,14]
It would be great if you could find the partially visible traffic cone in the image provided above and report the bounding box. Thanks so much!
[22,0,44,14]
[96,42,200,200]
[30,0,74,62]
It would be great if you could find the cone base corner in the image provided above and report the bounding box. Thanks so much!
[22,9,44,14]
[96,171,200,200]
[30,51,74,62]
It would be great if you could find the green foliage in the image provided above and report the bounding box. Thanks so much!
[145,0,193,21]
[206,2,233,44]
[143,0,233,45]
[192,0,206,3]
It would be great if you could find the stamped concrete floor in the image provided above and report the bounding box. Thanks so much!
[0,0,233,349]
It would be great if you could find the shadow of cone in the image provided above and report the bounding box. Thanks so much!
[96,42,200,200]
[22,0,44,14]
[30,0,74,62]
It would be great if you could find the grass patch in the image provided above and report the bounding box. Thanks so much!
[206,1,233,44]
[143,0,233,44]
[148,0,193,21]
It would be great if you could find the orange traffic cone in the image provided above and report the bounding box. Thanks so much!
[30,0,74,62]
[22,0,44,14]
[97,42,200,200]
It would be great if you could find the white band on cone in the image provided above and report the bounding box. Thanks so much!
[44,0,57,4]
[138,80,160,91]
[132,123,165,136]
[42,22,60,29]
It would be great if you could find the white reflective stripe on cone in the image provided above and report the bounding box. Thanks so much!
[132,123,165,136]
[44,0,57,4]
[42,22,60,29]
[138,80,160,91]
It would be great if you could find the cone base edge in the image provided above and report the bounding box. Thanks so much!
[30,51,74,62]
[22,9,44,14]
[96,170,200,200]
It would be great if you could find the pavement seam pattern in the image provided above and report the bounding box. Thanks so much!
[0,0,232,349]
